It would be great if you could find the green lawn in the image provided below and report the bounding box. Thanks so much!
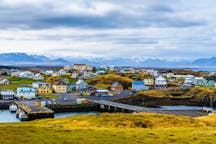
[0,77,41,91]
[8,77,42,84]
[0,113,216,144]
[0,77,46,91]
[0,84,17,91]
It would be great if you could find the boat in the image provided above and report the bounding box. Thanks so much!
[18,111,28,121]
[9,104,18,113]
[16,109,20,118]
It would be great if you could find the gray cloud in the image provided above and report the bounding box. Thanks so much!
[0,0,214,60]
[0,0,207,29]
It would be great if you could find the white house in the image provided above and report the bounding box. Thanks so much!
[183,77,204,86]
[19,71,34,79]
[146,70,158,77]
[83,71,95,79]
[16,87,36,99]
[120,68,136,74]
[193,77,204,85]
[64,65,72,71]
[86,65,93,71]
[96,70,106,75]
[93,89,109,96]
[144,78,154,86]
[52,73,59,77]
[71,72,78,79]
[1,90,15,100]
[44,70,54,75]
[132,81,149,91]
[11,71,20,77]
[32,82,51,89]
[34,73,44,80]
[184,77,194,85]
[11,69,20,77]
[76,80,88,91]
[0,79,10,85]
[166,73,174,79]
[173,74,194,79]
[155,76,167,89]
[58,69,67,76]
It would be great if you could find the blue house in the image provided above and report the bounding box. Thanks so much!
[132,81,149,91]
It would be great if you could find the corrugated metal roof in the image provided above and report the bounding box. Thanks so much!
[111,82,120,87]
[132,81,145,85]
[17,87,36,92]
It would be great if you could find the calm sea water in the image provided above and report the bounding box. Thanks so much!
[188,68,216,72]
[0,110,98,123]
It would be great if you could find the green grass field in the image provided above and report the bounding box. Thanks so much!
[8,77,42,84]
[0,113,216,144]
[0,84,17,90]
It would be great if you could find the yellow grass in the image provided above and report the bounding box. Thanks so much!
[1,113,216,144]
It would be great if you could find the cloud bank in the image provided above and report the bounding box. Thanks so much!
[0,0,215,60]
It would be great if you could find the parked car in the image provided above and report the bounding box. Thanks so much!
[129,90,137,95]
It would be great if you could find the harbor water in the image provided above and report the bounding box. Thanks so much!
[0,110,98,123]
[0,105,202,123]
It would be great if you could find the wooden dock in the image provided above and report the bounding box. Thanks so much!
[15,101,54,120]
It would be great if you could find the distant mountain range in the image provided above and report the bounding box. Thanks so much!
[0,53,216,68]
[0,53,70,66]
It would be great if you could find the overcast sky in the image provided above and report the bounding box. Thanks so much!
[0,0,215,60]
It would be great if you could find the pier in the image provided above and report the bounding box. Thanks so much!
[15,101,54,120]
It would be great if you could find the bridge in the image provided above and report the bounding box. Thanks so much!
[87,99,156,113]
[87,99,209,117]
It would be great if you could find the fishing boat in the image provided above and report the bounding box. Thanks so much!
[18,111,28,121]
[9,104,18,113]
[16,109,20,118]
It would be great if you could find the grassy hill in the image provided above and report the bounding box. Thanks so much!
[119,73,153,81]
[0,113,216,144]
[46,75,77,84]
[115,87,216,107]
[172,69,209,77]
[88,74,133,89]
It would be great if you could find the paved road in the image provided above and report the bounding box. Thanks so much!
[87,99,156,112]
[57,90,131,102]
[83,91,131,101]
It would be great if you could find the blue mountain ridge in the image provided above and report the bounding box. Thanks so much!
[0,53,215,67]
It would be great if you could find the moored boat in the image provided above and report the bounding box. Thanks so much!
[18,111,28,121]
[9,104,18,113]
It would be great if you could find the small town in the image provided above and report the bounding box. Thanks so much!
[0,64,216,121]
